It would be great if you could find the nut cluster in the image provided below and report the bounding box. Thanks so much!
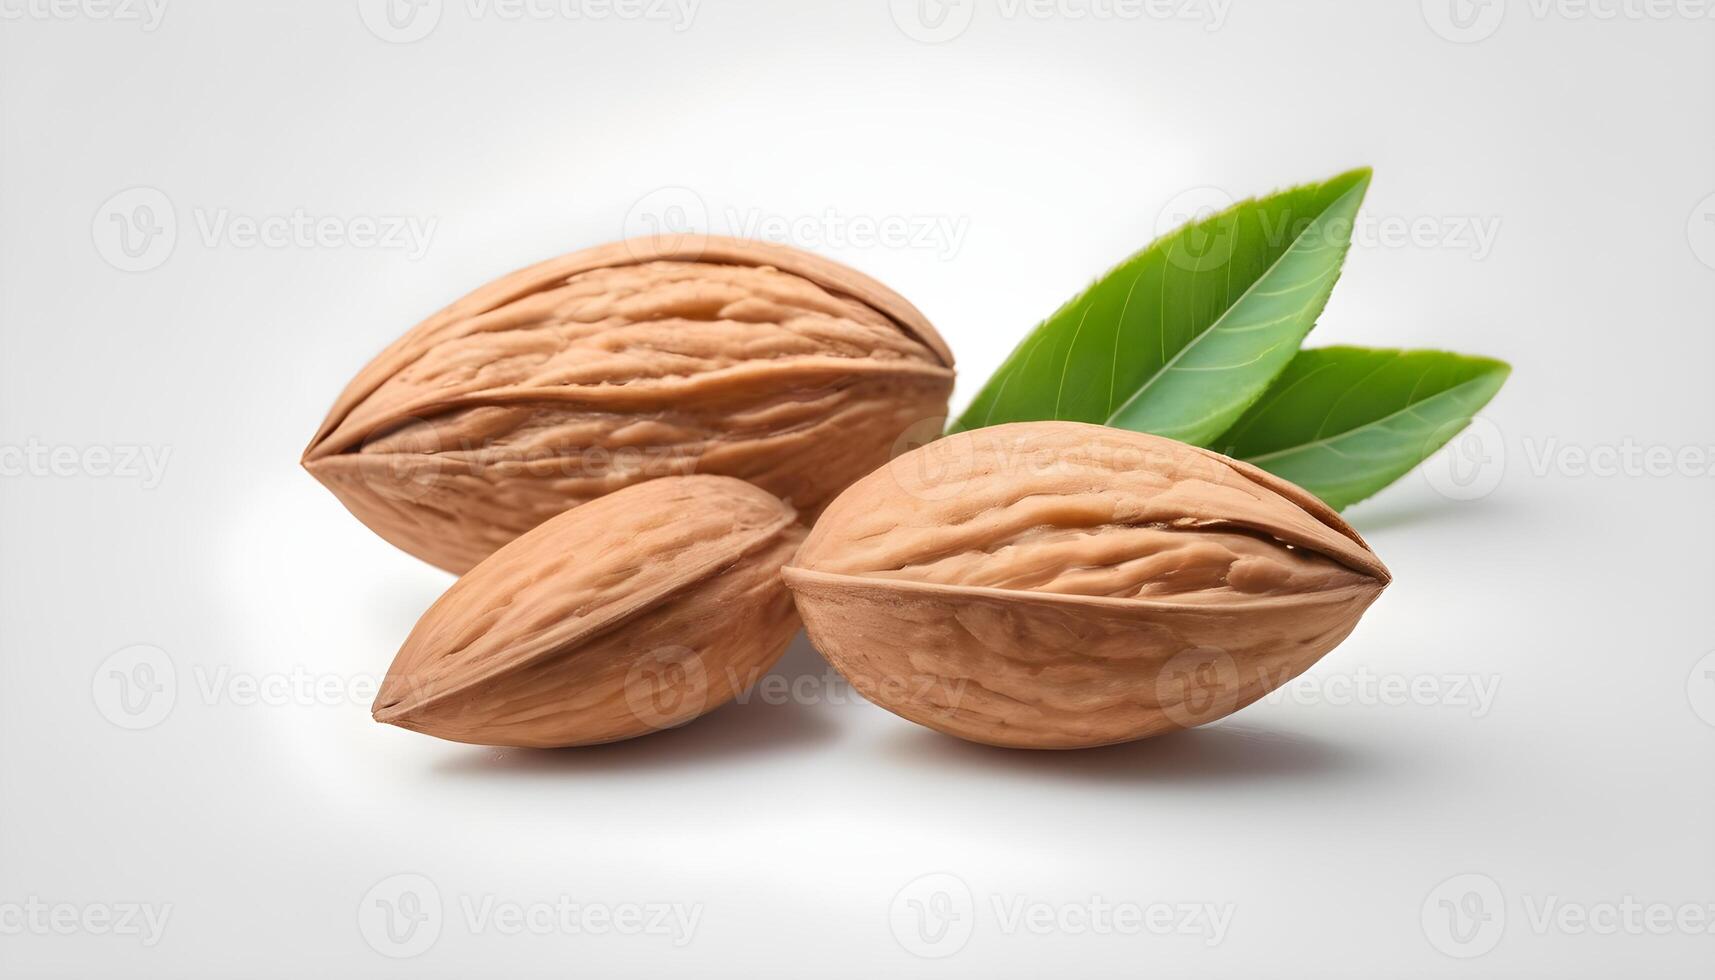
[306,236,1389,750]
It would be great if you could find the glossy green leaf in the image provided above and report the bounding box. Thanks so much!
[1215,346,1512,509]
[953,168,1371,445]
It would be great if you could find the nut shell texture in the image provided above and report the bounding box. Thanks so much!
[373,475,805,748]
[784,422,1390,748]
[304,235,954,572]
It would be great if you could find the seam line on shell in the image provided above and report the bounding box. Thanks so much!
[843,519,1369,590]
[780,565,1383,613]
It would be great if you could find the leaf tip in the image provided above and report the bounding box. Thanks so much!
[1325,167,1374,210]
[1337,166,1374,190]
[1455,351,1513,386]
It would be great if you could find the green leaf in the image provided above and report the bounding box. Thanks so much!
[1215,346,1512,509]
[953,168,1372,446]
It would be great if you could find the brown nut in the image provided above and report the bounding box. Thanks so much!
[303,235,954,573]
[372,475,805,748]
[783,421,1391,749]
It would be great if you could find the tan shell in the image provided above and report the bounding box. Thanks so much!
[373,475,805,748]
[783,421,1391,749]
[303,235,954,573]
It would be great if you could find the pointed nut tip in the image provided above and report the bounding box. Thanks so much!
[371,688,412,724]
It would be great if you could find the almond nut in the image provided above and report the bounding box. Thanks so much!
[783,421,1391,748]
[372,475,805,747]
[303,235,954,572]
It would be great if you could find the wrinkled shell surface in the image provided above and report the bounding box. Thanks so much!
[304,235,954,573]
[784,421,1391,749]
[373,475,805,748]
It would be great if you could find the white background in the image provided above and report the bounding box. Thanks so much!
[3,0,1713,976]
